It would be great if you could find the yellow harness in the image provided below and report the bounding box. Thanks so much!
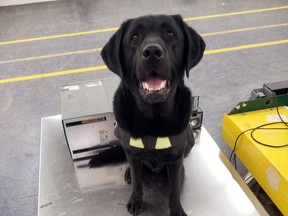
[130,137,172,149]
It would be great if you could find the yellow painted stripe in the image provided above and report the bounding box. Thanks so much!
[0,5,287,46]
[0,65,107,84]
[0,28,119,46]
[0,48,102,64]
[201,23,288,37]
[1,23,287,65]
[204,39,288,55]
[183,5,288,21]
[0,39,287,84]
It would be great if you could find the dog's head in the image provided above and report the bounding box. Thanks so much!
[101,15,205,104]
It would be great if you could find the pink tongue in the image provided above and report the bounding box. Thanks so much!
[143,78,167,89]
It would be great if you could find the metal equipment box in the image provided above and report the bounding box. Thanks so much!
[61,77,120,161]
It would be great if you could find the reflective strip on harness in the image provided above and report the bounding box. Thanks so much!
[155,137,171,149]
[129,137,171,149]
[130,137,145,148]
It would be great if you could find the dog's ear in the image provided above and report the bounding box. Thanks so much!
[172,15,206,78]
[101,20,130,78]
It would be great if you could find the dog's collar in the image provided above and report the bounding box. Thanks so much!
[130,137,171,149]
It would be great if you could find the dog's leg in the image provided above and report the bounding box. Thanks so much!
[124,167,132,184]
[126,156,143,215]
[167,159,187,216]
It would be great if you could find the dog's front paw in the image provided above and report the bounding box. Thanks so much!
[126,198,142,216]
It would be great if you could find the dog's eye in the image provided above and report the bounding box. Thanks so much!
[131,33,140,42]
[167,31,175,38]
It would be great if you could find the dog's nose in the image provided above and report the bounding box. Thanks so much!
[142,44,164,60]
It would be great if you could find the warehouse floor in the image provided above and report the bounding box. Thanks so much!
[0,0,287,215]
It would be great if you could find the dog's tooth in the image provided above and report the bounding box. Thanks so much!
[160,81,167,89]
[143,82,149,90]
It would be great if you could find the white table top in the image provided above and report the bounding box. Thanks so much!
[38,115,267,216]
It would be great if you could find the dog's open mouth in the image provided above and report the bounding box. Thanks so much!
[140,79,170,91]
[138,72,171,103]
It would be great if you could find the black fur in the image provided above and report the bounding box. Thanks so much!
[101,14,205,216]
[113,84,192,137]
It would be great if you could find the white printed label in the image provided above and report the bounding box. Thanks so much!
[99,130,109,143]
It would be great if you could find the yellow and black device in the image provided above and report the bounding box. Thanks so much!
[222,81,288,215]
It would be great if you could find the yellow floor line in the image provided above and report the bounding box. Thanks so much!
[0,5,287,46]
[183,5,288,21]
[0,65,107,84]
[0,48,102,64]
[204,39,288,55]
[1,23,287,65]
[201,23,288,37]
[0,39,287,84]
[0,28,119,46]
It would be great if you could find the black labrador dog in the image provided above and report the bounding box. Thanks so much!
[101,15,205,216]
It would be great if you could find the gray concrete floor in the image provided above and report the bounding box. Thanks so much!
[0,0,287,215]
